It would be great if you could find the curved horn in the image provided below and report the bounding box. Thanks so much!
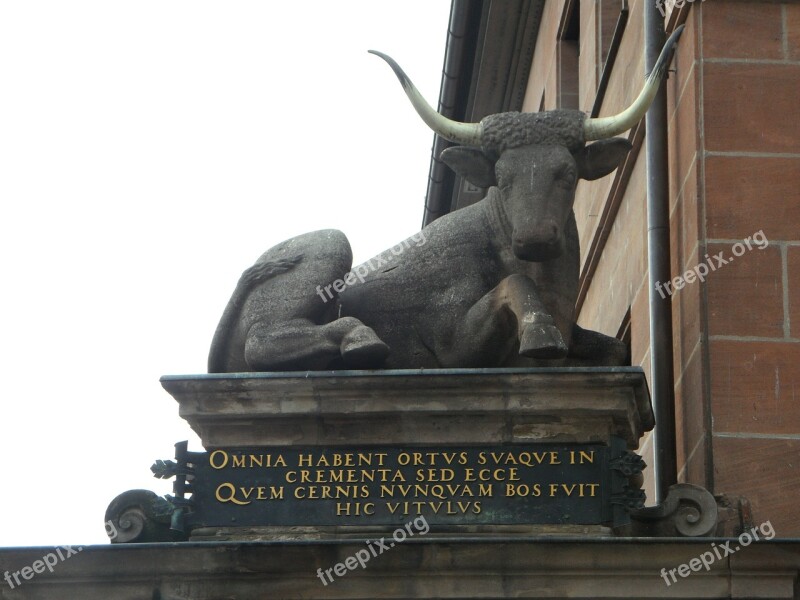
[369,50,483,146]
[584,25,685,141]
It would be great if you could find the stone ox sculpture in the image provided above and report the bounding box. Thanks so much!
[209,29,683,373]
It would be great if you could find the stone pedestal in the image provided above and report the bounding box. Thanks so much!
[161,367,654,449]
[17,366,769,600]
[154,368,654,541]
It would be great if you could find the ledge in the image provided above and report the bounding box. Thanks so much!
[160,367,654,448]
[1,538,798,599]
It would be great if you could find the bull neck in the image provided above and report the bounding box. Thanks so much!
[484,187,513,246]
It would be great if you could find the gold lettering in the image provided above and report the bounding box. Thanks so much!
[429,485,446,500]
[209,450,228,470]
[569,450,595,464]
[505,483,541,497]
[455,484,472,497]
[415,468,455,482]
[215,483,250,505]
[335,502,372,516]
[232,455,245,468]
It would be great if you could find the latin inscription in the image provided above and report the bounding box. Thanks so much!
[186,445,611,527]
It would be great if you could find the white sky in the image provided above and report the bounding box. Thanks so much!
[0,1,451,547]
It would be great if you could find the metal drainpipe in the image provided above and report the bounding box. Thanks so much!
[423,0,471,227]
[644,3,677,502]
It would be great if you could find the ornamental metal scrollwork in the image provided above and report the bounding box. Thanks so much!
[610,451,645,477]
[105,441,196,543]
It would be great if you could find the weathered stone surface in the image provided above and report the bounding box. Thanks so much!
[1,538,798,599]
[104,490,187,544]
[161,367,654,449]
[207,34,685,374]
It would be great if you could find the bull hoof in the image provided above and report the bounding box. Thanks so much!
[519,321,568,359]
[341,326,390,368]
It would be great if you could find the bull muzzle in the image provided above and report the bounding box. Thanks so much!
[513,220,563,262]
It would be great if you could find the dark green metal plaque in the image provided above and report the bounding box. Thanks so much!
[153,439,644,530]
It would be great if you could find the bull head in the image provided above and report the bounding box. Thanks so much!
[370,26,683,261]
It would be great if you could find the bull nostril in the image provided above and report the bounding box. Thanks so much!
[542,223,559,244]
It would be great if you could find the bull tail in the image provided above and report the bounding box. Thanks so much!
[207,254,303,373]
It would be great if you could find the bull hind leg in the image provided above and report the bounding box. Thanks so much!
[212,229,389,372]
[246,316,389,371]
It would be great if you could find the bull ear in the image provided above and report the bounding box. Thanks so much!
[574,138,632,181]
[440,146,497,188]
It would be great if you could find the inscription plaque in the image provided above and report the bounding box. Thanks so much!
[153,440,645,529]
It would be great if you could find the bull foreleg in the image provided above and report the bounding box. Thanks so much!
[245,316,389,371]
[442,274,568,366]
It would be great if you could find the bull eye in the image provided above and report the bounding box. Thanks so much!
[557,170,576,189]
[496,172,512,192]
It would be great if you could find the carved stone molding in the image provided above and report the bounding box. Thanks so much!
[104,489,187,544]
[626,483,719,537]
